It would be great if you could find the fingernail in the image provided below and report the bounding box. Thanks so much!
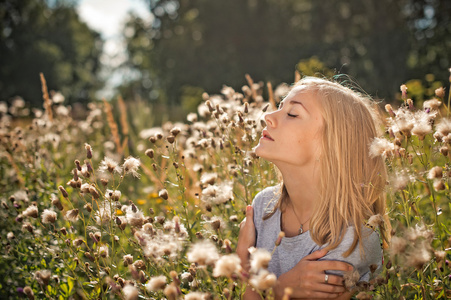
[246,205,252,212]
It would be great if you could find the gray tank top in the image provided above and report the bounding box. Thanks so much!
[252,185,383,281]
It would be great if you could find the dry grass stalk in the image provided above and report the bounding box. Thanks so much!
[267,82,276,110]
[103,99,122,155]
[40,73,53,122]
[140,163,161,188]
[4,151,24,184]
[118,96,129,155]
[245,74,257,100]
[118,95,129,136]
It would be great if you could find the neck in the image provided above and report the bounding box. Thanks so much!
[277,161,320,219]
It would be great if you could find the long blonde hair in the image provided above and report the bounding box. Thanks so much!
[264,76,388,257]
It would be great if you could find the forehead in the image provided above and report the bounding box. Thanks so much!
[283,85,319,105]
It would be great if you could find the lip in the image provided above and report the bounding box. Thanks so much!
[261,129,274,141]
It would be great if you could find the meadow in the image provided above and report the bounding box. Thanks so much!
[0,72,450,299]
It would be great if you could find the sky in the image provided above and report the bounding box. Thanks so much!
[77,0,153,98]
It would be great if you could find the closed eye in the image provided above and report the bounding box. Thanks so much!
[287,113,298,118]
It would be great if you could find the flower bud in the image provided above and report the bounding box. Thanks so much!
[145,149,154,158]
[159,189,169,200]
[275,231,285,246]
[58,186,68,198]
[85,143,92,159]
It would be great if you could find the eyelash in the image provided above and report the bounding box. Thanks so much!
[287,113,297,118]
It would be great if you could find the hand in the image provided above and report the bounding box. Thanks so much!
[275,249,352,299]
[236,205,256,272]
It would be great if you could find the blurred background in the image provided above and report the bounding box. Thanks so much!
[1,0,450,123]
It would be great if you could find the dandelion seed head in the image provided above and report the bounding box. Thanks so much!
[423,98,442,111]
[212,254,241,277]
[406,241,431,270]
[123,254,133,266]
[435,87,446,98]
[65,209,79,222]
[369,137,394,158]
[99,245,109,258]
[99,157,122,174]
[411,118,432,140]
[366,214,384,229]
[249,269,277,290]
[123,205,144,228]
[200,173,218,185]
[389,170,411,191]
[146,275,167,291]
[343,268,360,289]
[13,190,29,202]
[80,183,91,194]
[123,156,140,177]
[433,179,445,191]
[187,240,220,266]
[181,272,193,283]
[164,282,179,299]
[122,284,139,300]
[73,238,84,247]
[249,247,272,273]
[41,209,57,224]
[23,205,38,218]
[35,270,51,286]
[436,118,451,137]
[23,286,34,297]
[428,166,443,179]
[201,182,233,205]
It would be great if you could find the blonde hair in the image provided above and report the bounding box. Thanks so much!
[264,76,388,257]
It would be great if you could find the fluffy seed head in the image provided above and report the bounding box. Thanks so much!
[99,157,122,174]
[428,166,443,179]
[187,240,220,266]
[343,268,360,289]
[435,87,445,98]
[249,247,272,273]
[65,209,79,222]
[366,214,384,229]
[369,138,394,158]
[122,284,139,300]
[23,205,38,218]
[41,209,57,224]
[249,269,277,290]
[146,275,167,291]
[123,156,140,177]
[212,254,241,277]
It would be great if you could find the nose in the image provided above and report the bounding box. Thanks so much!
[264,111,276,127]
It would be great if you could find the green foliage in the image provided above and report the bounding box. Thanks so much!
[0,0,103,106]
[123,0,450,109]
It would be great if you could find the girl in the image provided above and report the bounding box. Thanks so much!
[237,77,387,299]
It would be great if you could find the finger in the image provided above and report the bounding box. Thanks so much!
[315,283,346,294]
[317,274,345,286]
[245,205,254,224]
[302,249,328,261]
[317,260,353,272]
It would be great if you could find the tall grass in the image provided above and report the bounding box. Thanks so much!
[0,73,450,299]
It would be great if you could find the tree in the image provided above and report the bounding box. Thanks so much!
[123,0,449,107]
[0,0,103,107]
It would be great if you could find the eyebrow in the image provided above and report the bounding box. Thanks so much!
[287,100,310,114]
